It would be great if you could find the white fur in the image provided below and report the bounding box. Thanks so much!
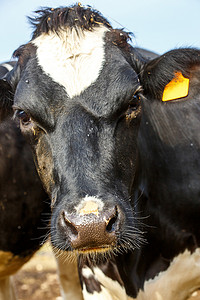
[82,250,200,300]
[82,266,94,279]
[82,266,129,300]
[136,248,200,300]
[33,26,109,98]
[1,63,13,72]
[75,196,104,215]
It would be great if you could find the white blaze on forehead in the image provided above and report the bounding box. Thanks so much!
[75,196,104,216]
[32,26,109,98]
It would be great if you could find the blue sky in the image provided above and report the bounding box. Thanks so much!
[0,0,200,63]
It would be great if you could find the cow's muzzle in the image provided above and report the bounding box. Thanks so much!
[58,205,120,252]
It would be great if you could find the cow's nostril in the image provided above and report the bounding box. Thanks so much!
[106,206,118,233]
[62,212,78,238]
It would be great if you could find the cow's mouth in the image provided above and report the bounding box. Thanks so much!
[75,245,115,263]
[52,244,112,251]
[52,244,115,263]
[77,246,113,254]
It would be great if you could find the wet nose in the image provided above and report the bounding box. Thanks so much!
[59,205,120,250]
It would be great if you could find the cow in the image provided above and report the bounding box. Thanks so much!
[0,4,145,299]
[0,62,16,78]
[77,49,200,300]
[112,49,200,299]
[77,48,200,300]
[0,62,52,300]
[0,4,200,300]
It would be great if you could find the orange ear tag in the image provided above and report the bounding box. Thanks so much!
[162,72,189,102]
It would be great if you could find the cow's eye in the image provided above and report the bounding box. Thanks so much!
[125,94,141,120]
[15,110,32,126]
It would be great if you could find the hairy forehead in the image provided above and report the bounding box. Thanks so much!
[14,4,137,90]
[13,5,141,118]
[32,25,109,99]
[14,24,140,117]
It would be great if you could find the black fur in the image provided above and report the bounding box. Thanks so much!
[0,62,50,274]
[116,48,200,297]
[0,5,144,260]
[29,4,112,39]
[1,4,200,299]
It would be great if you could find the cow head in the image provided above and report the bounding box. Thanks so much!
[0,5,144,259]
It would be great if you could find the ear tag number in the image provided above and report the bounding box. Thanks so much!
[162,72,189,102]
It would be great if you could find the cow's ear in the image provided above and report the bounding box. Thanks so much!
[0,64,20,121]
[141,48,200,101]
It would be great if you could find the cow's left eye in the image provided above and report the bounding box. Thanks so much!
[125,94,141,120]
[15,110,32,126]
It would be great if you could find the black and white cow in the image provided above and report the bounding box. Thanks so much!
[0,5,144,299]
[114,48,200,299]
[0,62,52,299]
[0,62,16,78]
[0,4,200,300]
[78,49,200,300]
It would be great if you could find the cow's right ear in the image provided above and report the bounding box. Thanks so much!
[0,64,20,121]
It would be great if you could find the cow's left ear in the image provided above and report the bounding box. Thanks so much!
[141,48,200,102]
[0,64,20,120]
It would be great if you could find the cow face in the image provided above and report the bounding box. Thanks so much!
[0,5,144,258]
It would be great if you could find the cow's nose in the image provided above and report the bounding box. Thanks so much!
[59,206,119,250]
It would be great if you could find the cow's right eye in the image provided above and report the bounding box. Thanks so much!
[15,110,32,126]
